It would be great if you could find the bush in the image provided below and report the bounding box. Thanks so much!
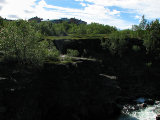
[67,49,79,57]
[0,20,59,65]
[132,45,141,52]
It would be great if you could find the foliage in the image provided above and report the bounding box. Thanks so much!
[39,21,55,36]
[53,22,68,36]
[86,23,117,34]
[31,20,117,36]
[68,22,117,35]
[1,16,160,67]
[139,15,147,30]
[0,20,59,65]
[67,49,79,57]
[143,19,160,59]
[132,45,141,52]
[102,30,130,56]
[132,15,147,31]
[101,15,160,65]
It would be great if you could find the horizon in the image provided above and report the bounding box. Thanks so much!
[0,0,160,29]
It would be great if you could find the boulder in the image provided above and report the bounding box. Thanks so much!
[137,103,147,109]
[142,103,147,108]
[156,114,160,120]
[144,99,155,105]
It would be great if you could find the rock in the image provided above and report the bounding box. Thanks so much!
[0,56,121,120]
[53,38,102,55]
[0,107,6,113]
[137,103,147,109]
[156,114,160,120]
[142,103,147,108]
[0,77,7,81]
[144,99,155,105]
[42,61,121,120]
[155,101,160,105]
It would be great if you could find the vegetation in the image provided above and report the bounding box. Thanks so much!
[0,19,59,65]
[31,18,117,36]
[0,15,160,69]
[67,49,79,57]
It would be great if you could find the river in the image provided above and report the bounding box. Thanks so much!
[118,99,160,120]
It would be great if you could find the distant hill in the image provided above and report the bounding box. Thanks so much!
[28,16,43,23]
[49,18,87,25]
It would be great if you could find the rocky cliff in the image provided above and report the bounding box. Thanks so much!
[0,59,121,120]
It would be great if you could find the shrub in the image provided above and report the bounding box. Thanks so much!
[0,20,59,65]
[67,49,79,57]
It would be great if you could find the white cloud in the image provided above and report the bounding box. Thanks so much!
[84,0,160,19]
[0,0,37,19]
[135,15,141,19]
[0,0,133,29]
[109,10,120,15]
[80,2,86,7]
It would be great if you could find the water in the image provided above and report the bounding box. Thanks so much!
[119,100,160,120]
[135,98,145,104]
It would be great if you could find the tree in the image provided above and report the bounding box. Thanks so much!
[39,21,55,36]
[143,19,160,58]
[0,20,59,64]
[139,15,147,30]
[132,15,147,31]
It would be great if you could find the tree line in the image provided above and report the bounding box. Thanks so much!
[0,16,160,67]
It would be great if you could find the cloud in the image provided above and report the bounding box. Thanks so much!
[0,0,133,29]
[24,10,34,13]
[84,0,160,19]
[8,15,19,19]
[0,0,5,3]
[80,2,86,7]
[135,15,141,19]
[0,6,2,10]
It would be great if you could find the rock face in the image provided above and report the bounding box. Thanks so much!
[0,59,121,120]
[41,59,121,120]
[53,38,102,56]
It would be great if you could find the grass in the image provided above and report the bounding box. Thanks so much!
[45,34,108,40]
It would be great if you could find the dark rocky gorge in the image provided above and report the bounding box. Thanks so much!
[0,58,121,120]
[1,38,160,120]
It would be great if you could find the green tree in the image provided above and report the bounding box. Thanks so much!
[132,15,147,31]
[107,31,128,56]
[139,15,147,30]
[67,49,79,57]
[39,21,55,36]
[0,20,59,64]
[143,19,160,59]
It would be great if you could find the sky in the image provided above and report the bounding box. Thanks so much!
[0,0,160,29]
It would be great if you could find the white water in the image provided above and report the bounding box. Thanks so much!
[119,101,160,120]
